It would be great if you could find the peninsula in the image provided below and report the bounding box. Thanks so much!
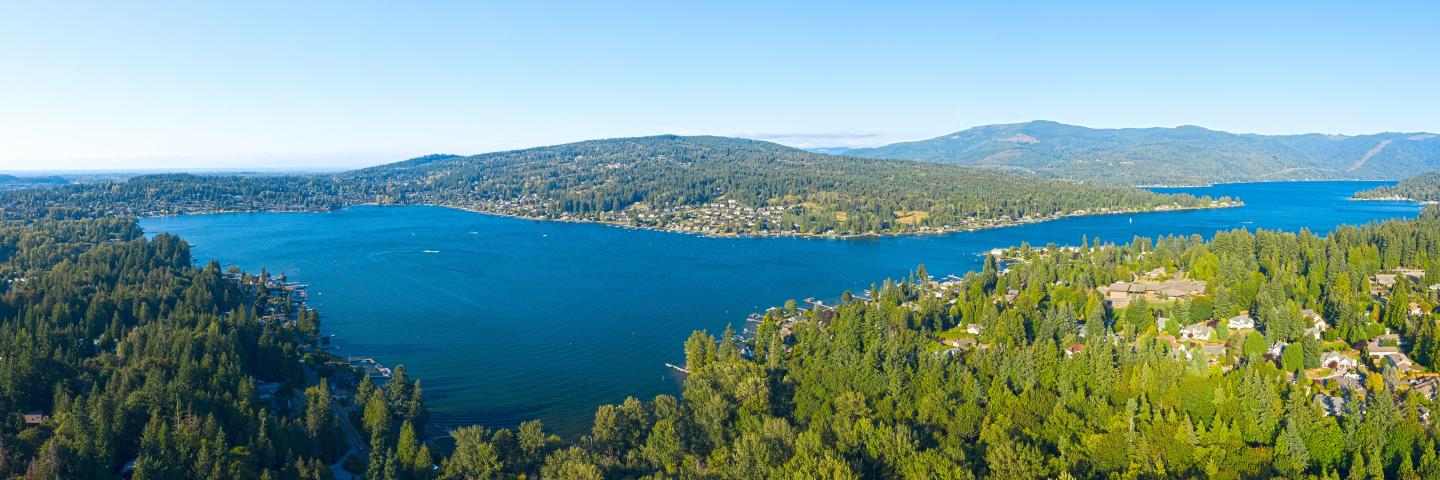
[0,136,1234,238]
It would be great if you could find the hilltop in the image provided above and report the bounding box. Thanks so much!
[846,121,1440,186]
[0,174,68,190]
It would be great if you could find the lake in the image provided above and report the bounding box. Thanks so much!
[140,181,1420,435]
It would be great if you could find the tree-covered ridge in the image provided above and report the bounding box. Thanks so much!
[343,135,1233,236]
[430,214,1440,479]
[0,136,1231,236]
[846,121,1440,186]
[0,175,68,191]
[1355,172,1440,203]
[0,218,341,478]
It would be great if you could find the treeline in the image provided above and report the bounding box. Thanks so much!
[1355,172,1440,202]
[0,136,1229,235]
[0,218,339,478]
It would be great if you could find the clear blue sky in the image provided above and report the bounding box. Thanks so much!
[2,1,1437,170]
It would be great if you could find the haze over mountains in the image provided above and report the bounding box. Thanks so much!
[842,121,1440,186]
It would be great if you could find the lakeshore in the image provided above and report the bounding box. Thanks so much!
[422,199,1244,239]
[141,181,1418,436]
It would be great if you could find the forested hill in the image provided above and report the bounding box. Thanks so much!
[0,218,342,478]
[845,121,1440,186]
[1355,171,1440,202]
[0,174,68,191]
[340,135,1228,235]
[0,136,1230,236]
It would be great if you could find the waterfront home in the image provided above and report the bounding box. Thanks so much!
[1321,351,1359,372]
[1227,313,1255,330]
[1180,323,1214,341]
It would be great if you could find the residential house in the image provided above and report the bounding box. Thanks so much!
[1003,289,1020,303]
[945,338,978,349]
[1201,343,1227,361]
[23,410,47,425]
[1412,377,1440,400]
[255,381,282,401]
[1368,333,1402,357]
[1156,316,1170,332]
[1397,267,1426,282]
[1227,313,1256,330]
[1333,376,1366,396]
[1302,309,1328,339]
[965,323,983,335]
[1388,353,1422,373]
[1065,343,1085,358]
[1101,278,1206,308]
[1314,394,1348,416]
[1321,351,1359,372]
[1180,323,1214,341]
[1266,341,1288,359]
[1409,302,1425,316]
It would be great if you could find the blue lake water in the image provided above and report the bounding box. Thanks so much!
[140,181,1420,435]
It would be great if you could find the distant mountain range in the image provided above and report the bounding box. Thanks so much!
[802,147,854,155]
[844,121,1440,186]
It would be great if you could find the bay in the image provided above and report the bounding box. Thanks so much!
[140,181,1420,435]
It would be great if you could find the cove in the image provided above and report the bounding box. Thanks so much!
[140,181,1419,435]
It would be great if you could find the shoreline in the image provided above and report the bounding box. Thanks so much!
[414,201,1245,239]
[141,201,1244,239]
[1350,195,1438,205]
